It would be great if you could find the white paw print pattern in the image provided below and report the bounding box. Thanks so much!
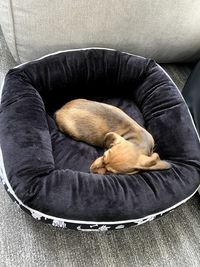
[77,225,111,231]
[115,225,125,230]
[134,215,157,225]
[0,166,5,185]
[52,219,67,228]
[31,211,43,220]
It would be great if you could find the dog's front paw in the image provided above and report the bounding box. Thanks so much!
[90,166,107,175]
[90,156,107,174]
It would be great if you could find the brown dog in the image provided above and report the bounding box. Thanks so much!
[54,99,170,174]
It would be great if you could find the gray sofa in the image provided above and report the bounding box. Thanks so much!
[0,1,200,266]
[1,0,200,64]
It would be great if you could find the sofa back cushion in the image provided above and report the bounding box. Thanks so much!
[1,0,200,63]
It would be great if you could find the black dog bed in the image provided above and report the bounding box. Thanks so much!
[0,48,200,231]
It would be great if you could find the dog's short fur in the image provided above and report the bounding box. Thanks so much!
[54,99,171,174]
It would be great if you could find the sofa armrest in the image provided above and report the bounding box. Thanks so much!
[0,27,16,87]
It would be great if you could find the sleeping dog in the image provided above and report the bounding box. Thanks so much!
[54,99,171,174]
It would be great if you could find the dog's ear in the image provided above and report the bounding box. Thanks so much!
[104,132,124,148]
[136,153,171,171]
[90,156,107,174]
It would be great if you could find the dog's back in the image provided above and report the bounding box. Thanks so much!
[54,99,141,147]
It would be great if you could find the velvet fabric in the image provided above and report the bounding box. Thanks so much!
[0,49,200,230]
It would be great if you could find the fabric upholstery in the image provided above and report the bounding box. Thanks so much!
[0,1,200,63]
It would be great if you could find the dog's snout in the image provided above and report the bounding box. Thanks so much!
[90,156,107,174]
